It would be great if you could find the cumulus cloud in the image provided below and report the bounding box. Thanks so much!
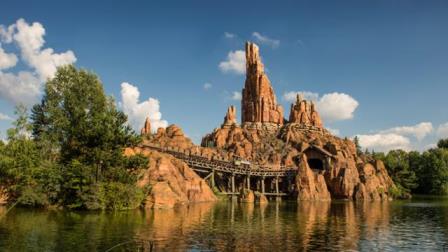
[437,122,448,138]
[252,32,280,48]
[0,47,18,70]
[0,113,12,121]
[356,122,437,152]
[231,91,242,101]
[326,127,340,136]
[283,91,359,122]
[283,91,319,103]
[0,71,41,104]
[357,133,411,152]
[203,82,212,90]
[379,122,433,141]
[0,18,76,105]
[120,82,168,133]
[224,32,235,39]
[219,50,245,75]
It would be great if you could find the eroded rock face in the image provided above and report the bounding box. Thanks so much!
[136,41,395,202]
[289,94,323,128]
[141,117,152,135]
[296,154,331,201]
[126,148,217,208]
[222,105,237,127]
[242,42,283,125]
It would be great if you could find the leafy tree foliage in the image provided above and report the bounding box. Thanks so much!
[438,138,448,149]
[353,136,362,156]
[374,146,448,196]
[1,65,148,210]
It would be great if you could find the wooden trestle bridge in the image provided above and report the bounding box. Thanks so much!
[141,143,299,198]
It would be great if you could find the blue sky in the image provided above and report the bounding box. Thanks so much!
[0,0,447,152]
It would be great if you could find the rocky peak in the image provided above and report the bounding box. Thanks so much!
[241,42,284,125]
[141,117,152,135]
[289,94,323,128]
[222,105,237,127]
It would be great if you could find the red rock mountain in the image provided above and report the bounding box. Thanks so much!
[242,42,284,125]
[134,41,396,206]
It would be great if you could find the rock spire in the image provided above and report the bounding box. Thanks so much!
[222,105,237,127]
[289,94,323,128]
[241,42,284,125]
[141,117,152,135]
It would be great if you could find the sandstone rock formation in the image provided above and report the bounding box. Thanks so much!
[141,117,152,135]
[289,94,323,128]
[242,42,283,125]
[200,42,395,201]
[126,147,217,208]
[296,153,331,201]
[222,105,237,127]
[136,41,395,202]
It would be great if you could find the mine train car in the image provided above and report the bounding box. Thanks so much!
[234,160,251,166]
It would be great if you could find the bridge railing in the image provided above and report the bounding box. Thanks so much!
[141,143,297,176]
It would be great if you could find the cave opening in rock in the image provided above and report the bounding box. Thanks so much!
[307,158,324,170]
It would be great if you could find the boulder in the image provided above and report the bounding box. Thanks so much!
[296,154,331,201]
[126,148,217,209]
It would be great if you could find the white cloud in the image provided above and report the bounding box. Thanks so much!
[224,32,235,39]
[0,113,12,121]
[318,93,359,121]
[0,71,41,105]
[11,19,76,81]
[203,82,212,90]
[379,122,433,141]
[357,133,411,152]
[0,47,18,70]
[283,91,358,122]
[0,18,77,105]
[120,82,168,133]
[283,91,319,103]
[423,143,437,150]
[327,127,340,136]
[219,50,245,75]
[231,91,242,101]
[437,122,448,138]
[252,32,280,49]
[0,24,15,43]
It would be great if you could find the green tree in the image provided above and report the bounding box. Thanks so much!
[353,136,362,156]
[438,138,448,149]
[0,105,53,207]
[30,65,147,209]
[415,148,448,195]
[382,150,417,195]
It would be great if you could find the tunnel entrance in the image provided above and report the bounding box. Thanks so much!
[307,158,324,171]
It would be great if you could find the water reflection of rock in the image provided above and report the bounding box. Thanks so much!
[137,202,216,250]
[296,201,391,251]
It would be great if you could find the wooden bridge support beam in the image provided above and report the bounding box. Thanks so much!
[261,176,265,194]
[231,173,235,193]
[246,175,251,190]
[211,168,215,188]
[275,176,279,194]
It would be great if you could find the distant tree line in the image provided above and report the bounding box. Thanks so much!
[366,140,448,197]
[0,66,148,210]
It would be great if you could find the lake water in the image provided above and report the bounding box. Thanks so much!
[0,197,447,251]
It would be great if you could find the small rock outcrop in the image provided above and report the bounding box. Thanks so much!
[242,42,283,125]
[289,94,323,128]
[222,105,237,127]
[126,148,217,208]
[141,117,152,135]
[296,154,331,201]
